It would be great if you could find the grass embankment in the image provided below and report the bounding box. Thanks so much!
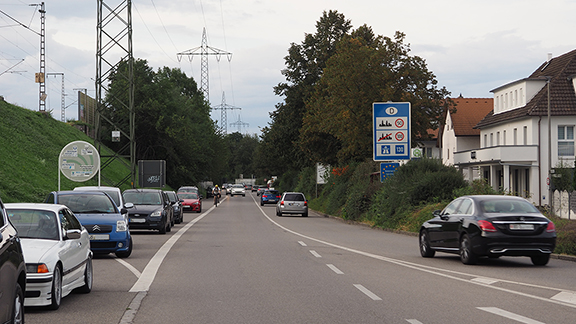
[0,100,133,203]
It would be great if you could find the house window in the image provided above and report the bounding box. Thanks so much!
[490,133,494,146]
[496,132,500,146]
[484,134,487,148]
[558,126,575,156]
[503,130,507,145]
[514,128,518,145]
[523,126,527,145]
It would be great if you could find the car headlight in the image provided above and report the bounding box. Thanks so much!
[151,210,162,217]
[117,220,128,232]
[26,263,49,273]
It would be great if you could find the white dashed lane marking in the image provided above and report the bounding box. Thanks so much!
[354,284,382,301]
[326,264,344,274]
[477,307,545,324]
[309,250,322,258]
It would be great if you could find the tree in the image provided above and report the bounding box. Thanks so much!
[300,27,452,165]
[100,59,226,188]
[259,10,352,172]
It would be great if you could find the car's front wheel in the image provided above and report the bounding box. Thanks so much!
[460,234,477,265]
[49,265,63,310]
[76,257,93,293]
[531,254,550,266]
[12,283,24,324]
[419,230,435,257]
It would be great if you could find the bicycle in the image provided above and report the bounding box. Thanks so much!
[213,192,220,207]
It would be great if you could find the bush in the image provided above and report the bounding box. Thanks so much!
[452,179,502,197]
[366,158,467,227]
[342,161,381,220]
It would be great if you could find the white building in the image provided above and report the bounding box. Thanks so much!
[452,49,576,207]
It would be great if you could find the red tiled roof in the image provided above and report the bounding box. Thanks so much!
[450,98,494,136]
[476,49,576,128]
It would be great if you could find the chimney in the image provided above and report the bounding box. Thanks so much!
[547,53,553,62]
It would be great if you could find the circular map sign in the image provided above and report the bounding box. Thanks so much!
[59,141,100,182]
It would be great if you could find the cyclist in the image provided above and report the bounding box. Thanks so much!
[212,185,221,206]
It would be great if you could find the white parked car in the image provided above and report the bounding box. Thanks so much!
[230,184,246,197]
[5,203,93,310]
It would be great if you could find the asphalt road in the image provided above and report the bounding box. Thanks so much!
[25,192,576,323]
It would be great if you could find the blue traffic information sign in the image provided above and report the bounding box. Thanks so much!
[373,102,411,161]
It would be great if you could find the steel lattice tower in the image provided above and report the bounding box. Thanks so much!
[38,2,46,111]
[177,27,232,103]
[95,0,136,187]
[230,114,249,134]
[212,92,241,134]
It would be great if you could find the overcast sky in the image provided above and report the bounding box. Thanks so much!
[1,0,575,136]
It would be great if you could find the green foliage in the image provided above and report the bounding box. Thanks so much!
[99,59,225,187]
[224,132,260,183]
[552,160,574,192]
[554,217,576,255]
[366,159,467,227]
[452,179,503,197]
[341,161,382,220]
[301,27,451,165]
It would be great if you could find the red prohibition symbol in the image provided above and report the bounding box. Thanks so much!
[395,118,404,128]
[395,132,404,141]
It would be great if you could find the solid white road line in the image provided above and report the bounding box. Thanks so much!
[471,277,499,285]
[354,284,382,301]
[327,264,344,274]
[477,307,545,324]
[309,250,322,258]
[115,258,141,278]
[129,208,212,292]
[405,320,424,324]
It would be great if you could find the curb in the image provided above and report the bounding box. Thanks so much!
[310,209,575,262]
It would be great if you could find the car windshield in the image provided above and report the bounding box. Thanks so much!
[179,193,198,199]
[166,192,176,202]
[6,209,59,240]
[59,194,117,214]
[124,191,163,205]
[480,199,540,214]
[284,194,305,201]
[265,190,279,196]
[233,184,243,188]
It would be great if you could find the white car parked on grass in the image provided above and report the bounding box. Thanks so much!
[5,203,93,310]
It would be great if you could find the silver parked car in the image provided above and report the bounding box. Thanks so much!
[276,192,308,217]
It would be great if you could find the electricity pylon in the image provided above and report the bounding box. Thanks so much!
[95,0,136,188]
[176,27,232,103]
[46,72,65,121]
[212,92,241,135]
[230,114,249,134]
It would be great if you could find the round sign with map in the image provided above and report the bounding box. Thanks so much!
[59,141,100,182]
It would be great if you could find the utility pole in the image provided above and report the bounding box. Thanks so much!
[46,72,65,121]
[230,114,249,134]
[35,2,46,112]
[212,92,241,134]
[177,27,232,103]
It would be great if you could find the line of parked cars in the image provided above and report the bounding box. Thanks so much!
[0,185,202,320]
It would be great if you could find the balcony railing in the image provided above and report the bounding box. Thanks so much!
[453,145,539,165]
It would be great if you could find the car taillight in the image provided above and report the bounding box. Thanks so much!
[546,221,556,233]
[304,201,307,206]
[276,195,281,198]
[478,220,497,232]
[280,201,284,205]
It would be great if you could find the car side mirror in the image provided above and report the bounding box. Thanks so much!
[179,199,184,203]
[200,195,204,199]
[65,229,82,240]
[433,210,441,217]
[124,202,134,209]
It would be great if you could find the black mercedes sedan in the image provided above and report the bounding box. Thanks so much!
[419,195,556,265]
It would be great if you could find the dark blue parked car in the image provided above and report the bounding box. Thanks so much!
[45,191,133,258]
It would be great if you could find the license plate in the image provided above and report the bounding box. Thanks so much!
[89,234,110,240]
[510,224,534,230]
[130,218,146,223]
